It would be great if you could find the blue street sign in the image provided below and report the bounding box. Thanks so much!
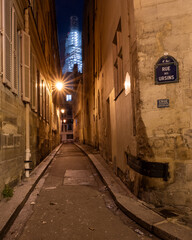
[155,55,179,84]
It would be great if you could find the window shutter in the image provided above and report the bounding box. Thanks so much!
[30,50,32,103]
[47,92,50,123]
[22,30,30,102]
[3,0,12,87]
[17,31,21,96]
[31,54,37,111]
[12,7,18,94]
[46,87,49,122]
[0,0,2,78]
[34,64,38,112]
[39,76,43,117]
[43,81,46,120]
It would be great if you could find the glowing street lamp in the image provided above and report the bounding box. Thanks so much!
[124,72,131,96]
[61,109,65,114]
[55,81,64,91]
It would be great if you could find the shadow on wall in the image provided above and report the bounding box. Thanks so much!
[137,116,154,160]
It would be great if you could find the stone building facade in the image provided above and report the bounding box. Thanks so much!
[72,69,83,142]
[60,87,74,143]
[59,66,82,143]
[82,0,192,209]
[0,0,61,197]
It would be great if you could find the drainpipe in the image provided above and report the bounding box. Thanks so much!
[24,7,31,178]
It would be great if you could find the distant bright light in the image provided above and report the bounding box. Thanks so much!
[125,72,131,96]
[63,119,66,123]
[61,109,65,114]
[66,94,72,101]
[57,109,60,117]
[55,81,64,91]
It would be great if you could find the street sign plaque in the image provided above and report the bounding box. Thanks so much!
[155,55,179,84]
[157,99,169,108]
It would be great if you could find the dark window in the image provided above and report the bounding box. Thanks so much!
[113,18,123,99]
[68,124,73,131]
[37,70,40,116]
[67,134,73,139]
[87,15,90,44]
[67,110,72,115]
[98,90,100,119]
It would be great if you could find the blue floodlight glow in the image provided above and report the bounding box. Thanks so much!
[62,17,82,74]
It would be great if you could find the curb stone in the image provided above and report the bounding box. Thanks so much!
[75,143,192,240]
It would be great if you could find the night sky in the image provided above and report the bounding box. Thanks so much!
[55,0,84,62]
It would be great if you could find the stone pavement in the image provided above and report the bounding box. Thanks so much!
[2,143,159,240]
[74,143,192,240]
[0,144,62,239]
[0,143,192,240]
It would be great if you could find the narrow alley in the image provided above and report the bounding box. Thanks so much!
[2,0,192,239]
[4,144,159,240]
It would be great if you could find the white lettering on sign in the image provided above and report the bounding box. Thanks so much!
[157,99,169,108]
[159,75,174,81]
[159,99,169,104]
[162,66,170,71]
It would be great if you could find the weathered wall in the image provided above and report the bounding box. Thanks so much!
[134,0,192,208]
[73,79,83,142]
[91,0,138,183]
[83,0,192,209]
[0,84,25,193]
[82,0,96,147]
[0,0,61,198]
